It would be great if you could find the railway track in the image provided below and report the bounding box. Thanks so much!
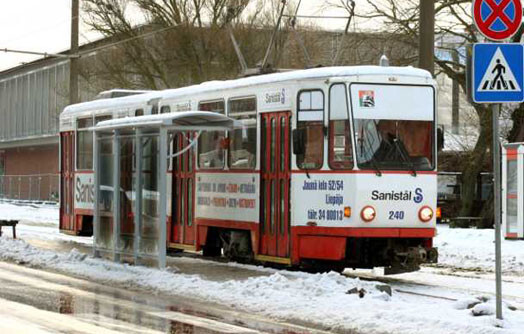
[342,268,524,308]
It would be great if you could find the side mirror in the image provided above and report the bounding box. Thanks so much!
[293,128,306,155]
[437,127,444,152]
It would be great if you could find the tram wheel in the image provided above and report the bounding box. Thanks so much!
[202,245,221,257]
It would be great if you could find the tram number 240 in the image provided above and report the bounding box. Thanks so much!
[388,211,405,220]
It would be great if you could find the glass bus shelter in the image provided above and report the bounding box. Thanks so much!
[93,112,235,268]
[502,143,524,239]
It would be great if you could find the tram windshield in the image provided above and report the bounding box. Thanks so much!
[354,119,434,171]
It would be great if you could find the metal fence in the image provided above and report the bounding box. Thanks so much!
[0,174,59,202]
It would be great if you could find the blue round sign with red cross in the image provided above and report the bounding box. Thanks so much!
[473,0,522,41]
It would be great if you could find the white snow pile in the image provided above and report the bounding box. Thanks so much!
[1,237,524,334]
[434,225,524,275]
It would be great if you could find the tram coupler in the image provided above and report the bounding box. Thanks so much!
[385,245,437,275]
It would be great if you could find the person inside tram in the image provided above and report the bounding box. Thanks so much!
[359,119,432,170]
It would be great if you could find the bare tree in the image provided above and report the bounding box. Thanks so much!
[79,0,289,89]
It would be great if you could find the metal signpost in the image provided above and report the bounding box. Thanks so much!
[471,0,523,321]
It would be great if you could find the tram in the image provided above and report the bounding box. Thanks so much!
[59,65,438,273]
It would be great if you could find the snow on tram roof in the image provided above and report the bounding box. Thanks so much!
[61,90,162,117]
[159,65,432,100]
[62,66,431,118]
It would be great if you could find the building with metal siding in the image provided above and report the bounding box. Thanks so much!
[0,60,69,144]
[0,58,69,201]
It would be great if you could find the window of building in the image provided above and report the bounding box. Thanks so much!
[76,117,94,170]
[160,106,171,114]
[228,97,256,169]
[329,84,353,169]
[296,90,324,169]
[197,100,225,169]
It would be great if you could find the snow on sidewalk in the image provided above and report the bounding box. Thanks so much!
[434,225,524,275]
[0,236,523,334]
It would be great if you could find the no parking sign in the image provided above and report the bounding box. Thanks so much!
[473,0,522,41]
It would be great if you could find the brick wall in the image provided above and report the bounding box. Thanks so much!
[0,144,59,201]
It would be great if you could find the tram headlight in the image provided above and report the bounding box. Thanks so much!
[360,206,376,222]
[418,206,434,222]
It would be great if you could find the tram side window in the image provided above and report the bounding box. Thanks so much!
[228,97,257,169]
[76,118,94,170]
[329,84,353,169]
[160,106,171,114]
[198,100,226,169]
[95,115,112,124]
[296,90,324,169]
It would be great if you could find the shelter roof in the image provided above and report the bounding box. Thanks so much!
[93,111,237,133]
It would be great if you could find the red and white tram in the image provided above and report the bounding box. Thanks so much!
[60,66,438,273]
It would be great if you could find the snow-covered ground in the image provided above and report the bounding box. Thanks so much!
[0,201,58,224]
[0,201,91,244]
[1,202,524,333]
[434,225,524,275]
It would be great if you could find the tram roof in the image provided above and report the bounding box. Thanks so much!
[61,90,162,118]
[93,111,237,133]
[159,65,433,100]
[62,65,432,118]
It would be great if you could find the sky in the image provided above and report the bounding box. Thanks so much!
[0,0,367,72]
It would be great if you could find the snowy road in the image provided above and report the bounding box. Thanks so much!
[2,202,524,333]
[0,260,333,334]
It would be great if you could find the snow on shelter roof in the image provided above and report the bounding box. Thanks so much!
[94,111,238,132]
[61,66,432,119]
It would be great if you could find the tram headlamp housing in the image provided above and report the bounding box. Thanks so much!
[419,206,434,222]
[360,206,376,222]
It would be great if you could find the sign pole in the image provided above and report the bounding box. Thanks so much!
[492,103,503,320]
[471,0,523,322]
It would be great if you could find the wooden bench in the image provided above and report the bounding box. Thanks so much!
[0,220,18,239]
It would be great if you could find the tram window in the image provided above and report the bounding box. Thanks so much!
[95,115,112,124]
[151,105,159,115]
[76,118,94,170]
[135,109,144,116]
[228,97,257,169]
[296,90,324,169]
[329,84,353,169]
[160,106,171,114]
[198,100,225,169]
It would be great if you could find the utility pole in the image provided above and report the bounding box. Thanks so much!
[452,49,460,134]
[70,0,79,105]
[418,0,435,75]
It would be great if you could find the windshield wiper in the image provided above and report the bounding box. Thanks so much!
[393,138,417,177]
[360,136,382,177]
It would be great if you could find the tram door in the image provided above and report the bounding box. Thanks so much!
[60,132,75,232]
[171,132,196,246]
[260,112,291,258]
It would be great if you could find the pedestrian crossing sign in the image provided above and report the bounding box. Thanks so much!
[473,43,524,103]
